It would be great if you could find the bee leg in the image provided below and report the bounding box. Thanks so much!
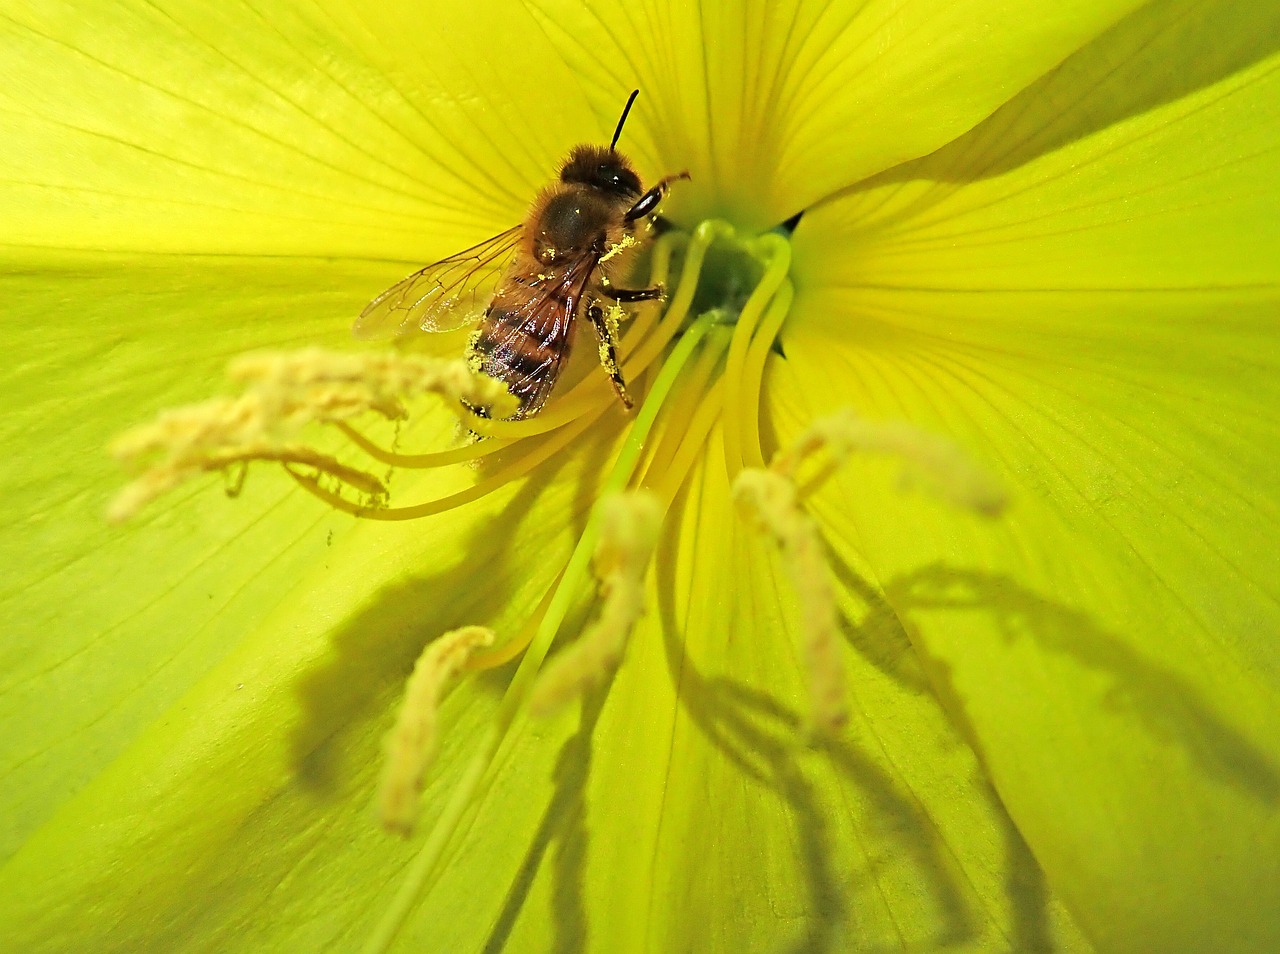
[601,284,665,303]
[624,170,691,222]
[598,271,664,303]
[587,303,633,410]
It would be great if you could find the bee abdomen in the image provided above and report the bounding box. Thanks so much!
[472,316,554,381]
[468,298,575,417]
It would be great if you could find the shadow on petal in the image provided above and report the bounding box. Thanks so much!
[828,552,934,698]
[887,565,1280,803]
[635,546,1008,953]
[287,422,606,793]
[989,772,1057,954]
[831,0,1280,197]
[482,684,604,954]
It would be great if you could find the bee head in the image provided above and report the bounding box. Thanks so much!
[560,145,642,198]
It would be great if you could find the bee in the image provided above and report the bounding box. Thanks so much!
[354,90,689,420]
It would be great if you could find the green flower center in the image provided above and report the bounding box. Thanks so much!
[360,220,799,952]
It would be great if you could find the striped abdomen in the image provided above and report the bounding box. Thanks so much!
[468,267,587,419]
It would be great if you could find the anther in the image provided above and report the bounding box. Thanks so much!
[773,409,1006,515]
[732,469,848,734]
[733,409,1007,734]
[529,491,663,715]
[109,348,514,520]
[378,625,495,836]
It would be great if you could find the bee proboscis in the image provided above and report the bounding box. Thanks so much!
[355,90,689,420]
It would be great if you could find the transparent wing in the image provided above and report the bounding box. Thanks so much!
[353,225,523,339]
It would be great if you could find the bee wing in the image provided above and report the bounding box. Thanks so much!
[480,252,602,419]
[354,225,524,339]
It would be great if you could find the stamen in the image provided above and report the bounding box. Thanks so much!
[363,309,730,954]
[649,374,726,504]
[721,232,792,479]
[289,409,595,520]
[463,583,559,673]
[732,469,848,734]
[736,277,794,469]
[226,347,515,423]
[635,321,730,494]
[109,349,511,520]
[333,420,512,470]
[378,625,495,837]
[732,409,1007,734]
[529,491,663,715]
[107,392,389,521]
[776,409,1007,515]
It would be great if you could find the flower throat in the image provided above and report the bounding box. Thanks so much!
[109,219,1004,954]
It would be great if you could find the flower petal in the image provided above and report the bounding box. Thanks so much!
[0,257,614,950]
[0,244,1095,949]
[0,1,596,259]
[383,432,1095,951]
[527,0,1147,228]
[777,7,1280,949]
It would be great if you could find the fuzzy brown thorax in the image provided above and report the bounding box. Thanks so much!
[529,186,633,267]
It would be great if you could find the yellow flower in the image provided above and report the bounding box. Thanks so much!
[3,1,1279,952]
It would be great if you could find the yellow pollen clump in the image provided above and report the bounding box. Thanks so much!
[108,347,513,521]
[378,625,495,837]
[604,299,625,338]
[529,490,663,715]
[732,469,848,733]
[774,408,1007,515]
[598,231,639,264]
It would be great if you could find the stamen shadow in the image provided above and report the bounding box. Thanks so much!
[825,547,933,698]
[480,684,607,954]
[710,678,980,953]
[989,772,1056,954]
[822,552,1279,945]
[825,555,1066,949]
[640,501,1278,947]
[883,564,1280,802]
[641,512,980,952]
[287,420,603,793]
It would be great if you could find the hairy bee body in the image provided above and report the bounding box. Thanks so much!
[355,94,686,420]
[469,147,648,418]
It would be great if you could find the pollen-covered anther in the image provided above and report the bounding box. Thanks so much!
[379,625,495,837]
[108,348,515,521]
[226,347,516,425]
[732,469,848,734]
[774,408,1007,516]
[529,491,663,716]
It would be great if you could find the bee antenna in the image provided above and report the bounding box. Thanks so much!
[610,89,640,151]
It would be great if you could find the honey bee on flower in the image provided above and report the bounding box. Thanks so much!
[355,91,689,420]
